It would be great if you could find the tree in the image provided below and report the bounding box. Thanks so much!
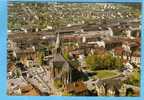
[37,51,44,65]
[113,56,123,69]
[54,80,62,88]
[126,71,140,86]
[63,51,69,60]
[85,55,97,70]
[85,53,123,70]
[69,60,80,69]
[126,88,134,96]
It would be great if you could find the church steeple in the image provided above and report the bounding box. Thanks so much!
[54,33,61,54]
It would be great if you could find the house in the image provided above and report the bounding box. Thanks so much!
[87,40,105,48]
[8,77,40,96]
[114,47,124,58]
[78,54,86,68]
[82,25,113,38]
[95,79,126,96]
[8,77,28,95]
[16,48,37,67]
[93,47,107,56]
[105,38,122,50]
[122,43,131,60]
[85,77,127,96]
[131,50,140,67]
[123,62,134,74]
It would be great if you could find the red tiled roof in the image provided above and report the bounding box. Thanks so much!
[114,47,124,56]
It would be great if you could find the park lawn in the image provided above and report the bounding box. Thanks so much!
[95,70,119,79]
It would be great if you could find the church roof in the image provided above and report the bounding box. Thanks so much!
[50,52,71,74]
[53,54,66,62]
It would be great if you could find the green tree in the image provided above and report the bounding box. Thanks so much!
[113,57,123,69]
[68,59,80,69]
[63,51,69,60]
[54,80,63,88]
[126,71,140,86]
[85,53,123,71]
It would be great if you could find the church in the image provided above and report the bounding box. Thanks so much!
[49,33,72,85]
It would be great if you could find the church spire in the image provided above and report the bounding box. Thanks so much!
[55,33,60,49]
[54,33,61,53]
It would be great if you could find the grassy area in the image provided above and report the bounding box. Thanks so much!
[95,70,119,79]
